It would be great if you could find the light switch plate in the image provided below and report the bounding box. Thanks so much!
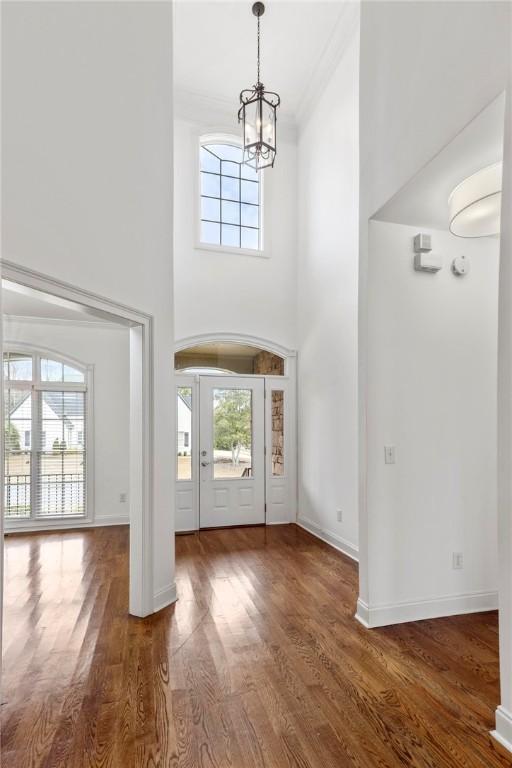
[384,446,396,464]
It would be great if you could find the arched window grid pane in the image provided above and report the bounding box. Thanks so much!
[200,141,260,250]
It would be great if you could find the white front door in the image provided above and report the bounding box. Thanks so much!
[199,376,265,528]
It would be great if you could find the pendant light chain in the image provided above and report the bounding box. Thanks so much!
[257,13,261,85]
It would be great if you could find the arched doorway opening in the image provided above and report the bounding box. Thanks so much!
[174,335,296,532]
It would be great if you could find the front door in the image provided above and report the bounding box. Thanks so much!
[199,376,265,528]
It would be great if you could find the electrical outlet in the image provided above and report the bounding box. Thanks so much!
[120,492,127,503]
[336,509,343,523]
[384,446,396,464]
[452,552,463,570]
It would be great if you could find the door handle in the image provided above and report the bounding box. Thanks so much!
[201,460,210,467]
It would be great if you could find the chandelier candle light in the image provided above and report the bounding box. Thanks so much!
[238,2,280,171]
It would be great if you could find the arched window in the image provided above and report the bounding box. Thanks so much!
[3,349,89,525]
[199,137,261,251]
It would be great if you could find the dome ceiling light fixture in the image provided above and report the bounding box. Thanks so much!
[448,161,503,238]
[238,2,280,172]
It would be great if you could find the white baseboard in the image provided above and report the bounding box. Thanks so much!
[153,582,177,613]
[266,520,293,526]
[5,515,129,535]
[93,516,129,527]
[492,706,512,756]
[355,598,370,628]
[297,515,359,562]
[356,590,498,628]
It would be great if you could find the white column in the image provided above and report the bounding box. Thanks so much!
[493,78,512,753]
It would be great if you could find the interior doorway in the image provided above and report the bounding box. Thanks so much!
[174,336,296,531]
[1,261,158,618]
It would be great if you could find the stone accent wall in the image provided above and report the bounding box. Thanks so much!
[252,351,285,475]
[253,350,284,376]
[271,390,284,476]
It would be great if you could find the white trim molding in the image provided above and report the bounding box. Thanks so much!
[175,332,296,361]
[154,583,177,614]
[3,314,127,331]
[4,516,129,535]
[355,599,370,629]
[297,515,359,563]
[492,706,512,757]
[296,1,360,131]
[356,590,498,629]
[1,259,158,619]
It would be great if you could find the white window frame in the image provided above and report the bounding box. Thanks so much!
[3,344,94,532]
[195,132,269,259]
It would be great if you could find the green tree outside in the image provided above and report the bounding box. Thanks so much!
[5,422,21,452]
[214,390,251,466]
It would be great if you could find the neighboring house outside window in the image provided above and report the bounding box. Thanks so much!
[199,139,261,251]
[3,350,88,524]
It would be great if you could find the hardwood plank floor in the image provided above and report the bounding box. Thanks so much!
[1,524,510,767]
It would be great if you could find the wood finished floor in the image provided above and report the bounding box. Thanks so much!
[1,524,510,768]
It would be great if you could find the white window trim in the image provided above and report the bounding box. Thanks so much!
[195,132,270,259]
[3,344,94,532]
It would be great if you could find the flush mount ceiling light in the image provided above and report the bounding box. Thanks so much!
[238,2,280,171]
[448,161,503,238]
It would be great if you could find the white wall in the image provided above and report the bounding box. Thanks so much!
[4,318,130,528]
[495,74,512,750]
[358,0,511,616]
[2,2,175,610]
[364,221,499,624]
[173,114,297,350]
[296,13,360,560]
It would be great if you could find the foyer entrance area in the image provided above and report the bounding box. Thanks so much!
[174,338,296,531]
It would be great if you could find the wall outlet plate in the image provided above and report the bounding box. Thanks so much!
[452,552,463,569]
[336,509,343,522]
[384,446,396,464]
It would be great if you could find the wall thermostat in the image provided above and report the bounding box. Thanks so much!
[452,254,470,276]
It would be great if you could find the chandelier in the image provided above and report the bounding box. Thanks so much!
[238,2,280,171]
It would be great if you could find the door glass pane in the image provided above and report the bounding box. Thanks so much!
[4,388,31,518]
[38,391,86,516]
[213,388,252,479]
[271,390,284,476]
[176,386,192,481]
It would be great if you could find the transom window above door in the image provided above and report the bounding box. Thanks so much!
[199,139,261,252]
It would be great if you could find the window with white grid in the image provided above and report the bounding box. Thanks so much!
[3,351,88,522]
[199,140,261,251]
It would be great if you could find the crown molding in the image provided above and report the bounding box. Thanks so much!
[295,0,360,133]
[174,86,297,143]
[3,314,128,330]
